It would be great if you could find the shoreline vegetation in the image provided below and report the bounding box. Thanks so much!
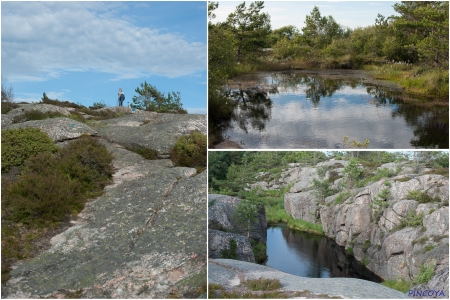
[208,1,449,146]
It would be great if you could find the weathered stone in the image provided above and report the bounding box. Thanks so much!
[4,118,97,141]
[423,207,449,236]
[6,103,71,117]
[94,113,206,158]
[289,167,318,193]
[284,191,319,223]
[208,194,267,244]
[248,181,268,190]
[208,230,255,263]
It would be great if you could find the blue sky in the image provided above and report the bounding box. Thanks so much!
[2,1,207,114]
[212,1,400,30]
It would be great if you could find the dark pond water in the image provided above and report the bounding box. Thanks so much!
[266,225,382,282]
[221,71,448,149]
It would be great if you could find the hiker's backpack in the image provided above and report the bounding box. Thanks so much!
[120,94,125,101]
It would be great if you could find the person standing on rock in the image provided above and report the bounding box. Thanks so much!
[118,88,125,107]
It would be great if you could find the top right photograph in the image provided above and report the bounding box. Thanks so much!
[208,1,449,150]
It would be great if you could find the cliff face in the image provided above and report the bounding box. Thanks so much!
[277,160,449,295]
[2,104,207,298]
[208,194,267,263]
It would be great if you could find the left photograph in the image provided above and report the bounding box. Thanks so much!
[1,1,207,298]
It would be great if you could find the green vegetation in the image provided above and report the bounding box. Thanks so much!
[412,263,435,285]
[242,278,282,291]
[381,279,411,293]
[250,239,268,264]
[1,128,58,173]
[221,239,238,259]
[362,240,371,253]
[41,92,84,109]
[395,210,424,231]
[407,190,441,203]
[90,101,107,109]
[423,245,434,253]
[12,109,65,123]
[335,191,351,205]
[2,135,114,283]
[131,81,187,114]
[208,2,448,142]
[234,200,259,238]
[125,146,159,160]
[170,130,207,173]
[1,82,19,114]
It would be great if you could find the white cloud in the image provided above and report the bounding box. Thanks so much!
[2,2,206,83]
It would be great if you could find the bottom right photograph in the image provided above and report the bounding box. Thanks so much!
[208,151,449,299]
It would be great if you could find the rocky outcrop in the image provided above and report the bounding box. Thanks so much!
[94,113,206,158]
[6,103,72,117]
[273,158,449,296]
[209,259,407,299]
[2,105,207,298]
[208,194,267,263]
[208,230,255,262]
[4,118,97,142]
[284,191,320,223]
[318,173,449,295]
[208,194,267,244]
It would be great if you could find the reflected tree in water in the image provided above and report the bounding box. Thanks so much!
[231,87,273,133]
[367,85,449,148]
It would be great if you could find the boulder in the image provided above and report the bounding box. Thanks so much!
[208,194,267,244]
[208,230,255,262]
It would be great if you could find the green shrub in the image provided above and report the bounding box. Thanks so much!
[361,256,370,266]
[335,191,351,205]
[1,101,19,114]
[4,135,114,226]
[126,146,159,160]
[11,109,65,123]
[170,130,207,172]
[250,239,268,264]
[221,239,238,259]
[41,92,85,109]
[90,101,107,109]
[243,278,282,291]
[1,128,58,173]
[423,245,434,253]
[407,190,441,203]
[395,210,424,231]
[362,240,371,253]
[412,263,434,285]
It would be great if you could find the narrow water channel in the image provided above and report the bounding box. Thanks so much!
[222,71,448,149]
[266,225,382,283]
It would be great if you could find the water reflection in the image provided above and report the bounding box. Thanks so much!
[266,225,382,282]
[218,71,448,149]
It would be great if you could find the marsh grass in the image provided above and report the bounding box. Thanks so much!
[365,64,448,100]
[381,279,411,293]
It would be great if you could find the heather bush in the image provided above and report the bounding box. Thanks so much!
[1,128,58,173]
[170,130,207,172]
[12,109,65,123]
[4,135,114,226]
